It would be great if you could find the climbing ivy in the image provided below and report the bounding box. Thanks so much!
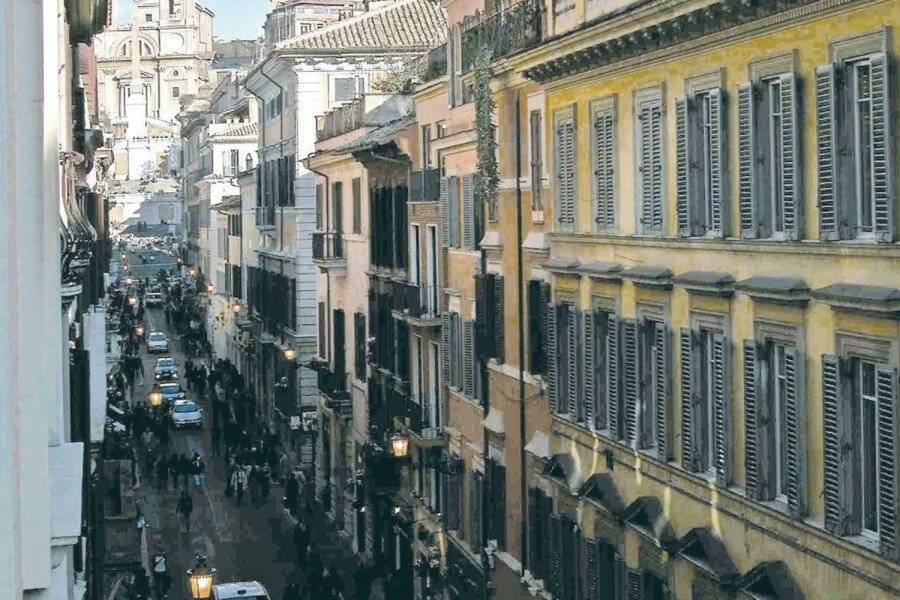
[472,45,498,221]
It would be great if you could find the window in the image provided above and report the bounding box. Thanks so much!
[440,175,469,249]
[675,87,726,237]
[425,226,438,316]
[333,77,355,103]
[475,274,504,362]
[411,335,423,402]
[859,360,879,535]
[427,342,440,429]
[145,13,153,21]
[529,110,544,210]
[352,178,361,234]
[421,125,432,170]
[318,302,327,358]
[331,181,343,234]
[172,86,180,98]
[408,224,420,285]
[680,326,731,484]
[636,89,664,234]
[315,184,324,229]
[622,318,670,458]
[527,280,551,375]
[354,313,366,381]
[440,312,464,392]
[553,107,577,230]
[816,51,894,241]
[527,488,553,583]
[442,457,462,532]
[485,459,506,549]
[591,97,616,230]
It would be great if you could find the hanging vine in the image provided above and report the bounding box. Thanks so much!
[472,45,499,221]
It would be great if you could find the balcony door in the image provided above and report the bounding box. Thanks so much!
[425,225,437,315]
[427,341,440,429]
[409,224,420,285]
[332,309,345,378]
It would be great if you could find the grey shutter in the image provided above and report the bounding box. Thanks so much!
[492,275,505,361]
[712,333,732,486]
[448,176,459,248]
[626,570,642,600]
[870,53,895,242]
[439,176,449,246]
[441,313,451,386]
[593,107,616,229]
[450,314,461,388]
[582,311,596,430]
[737,82,758,239]
[461,174,475,249]
[582,538,600,600]
[821,355,855,535]
[565,307,579,418]
[622,319,639,447]
[815,64,840,241]
[876,365,899,559]
[675,96,690,237]
[555,116,576,228]
[780,72,802,240]
[547,303,559,414]
[549,514,562,598]
[462,319,475,398]
[639,104,664,233]
[606,313,621,439]
[680,328,698,471]
[470,471,483,549]
[708,87,726,237]
[783,345,807,517]
[653,322,670,461]
[743,340,765,500]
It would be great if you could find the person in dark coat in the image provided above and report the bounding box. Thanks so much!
[292,521,309,565]
[284,473,299,513]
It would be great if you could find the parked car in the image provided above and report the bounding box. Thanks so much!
[145,291,164,307]
[154,357,178,381]
[170,399,202,429]
[159,382,185,404]
[147,331,168,353]
[212,582,270,600]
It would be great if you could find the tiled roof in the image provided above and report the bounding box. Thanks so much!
[277,0,446,53]
[211,122,259,138]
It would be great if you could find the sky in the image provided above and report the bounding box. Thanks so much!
[118,0,270,40]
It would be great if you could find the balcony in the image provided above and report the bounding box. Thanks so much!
[312,232,346,270]
[419,43,447,84]
[395,393,446,448]
[409,169,441,202]
[317,366,352,419]
[460,0,542,73]
[391,279,440,326]
[315,94,394,143]
[255,205,275,228]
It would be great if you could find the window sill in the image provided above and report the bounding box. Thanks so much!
[845,533,880,555]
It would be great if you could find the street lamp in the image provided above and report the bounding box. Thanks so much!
[186,555,216,600]
[389,433,409,459]
[125,276,134,286]
[231,301,243,314]
[283,347,296,361]
[206,283,215,294]
[135,324,145,337]
[188,267,197,277]
[148,386,163,407]
[128,296,138,307]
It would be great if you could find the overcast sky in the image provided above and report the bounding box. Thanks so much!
[118,0,270,40]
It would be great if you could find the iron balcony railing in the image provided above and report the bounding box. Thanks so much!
[312,231,344,261]
[255,205,275,228]
[405,394,444,440]
[419,43,447,83]
[392,279,440,320]
[460,0,543,73]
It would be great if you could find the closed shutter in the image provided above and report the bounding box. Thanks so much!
[622,319,639,447]
[712,333,732,486]
[626,570,642,600]
[675,96,690,237]
[708,87,726,237]
[491,462,506,547]
[653,322,670,461]
[461,174,476,248]
[822,355,854,535]
[493,275,505,361]
[743,339,763,500]
[876,365,899,559]
[870,53,895,242]
[561,518,578,600]
[737,82,758,239]
[448,469,461,531]
[462,320,475,398]
[565,307,579,417]
[639,104,664,233]
[474,275,488,359]
[448,176,459,248]
[470,471,483,549]
[582,311,596,430]
[783,345,807,517]
[582,538,600,600]
[547,303,559,414]
[450,313,461,388]
[528,489,540,574]
[779,73,802,240]
[815,64,839,241]
[593,106,616,229]
[549,514,562,598]
[606,313,621,439]
[680,328,699,471]
[440,313,450,386]
[439,176,449,246]
[555,115,577,228]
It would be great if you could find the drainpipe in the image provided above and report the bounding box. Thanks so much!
[515,92,528,577]
[305,154,331,365]
[260,64,286,251]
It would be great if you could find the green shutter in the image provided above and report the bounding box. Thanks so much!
[639,104,664,234]
[582,311,596,430]
[743,340,766,500]
[622,318,639,447]
[461,174,475,249]
[708,87,726,237]
[780,73,802,240]
[462,319,474,398]
[547,303,559,414]
[565,306,579,418]
[680,328,699,471]
[492,275,505,362]
[441,313,451,387]
[821,355,854,535]
[592,106,616,230]
[555,115,577,229]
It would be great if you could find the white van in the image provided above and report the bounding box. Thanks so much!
[212,582,270,600]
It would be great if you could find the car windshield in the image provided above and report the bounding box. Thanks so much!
[160,384,179,393]
[174,402,197,413]
[157,359,174,367]
[149,333,165,341]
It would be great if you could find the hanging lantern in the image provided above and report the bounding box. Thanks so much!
[389,433,409,459]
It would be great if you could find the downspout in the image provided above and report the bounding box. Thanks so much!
[260,64,285,252]
[305,154,331,364]
[515,92,527,577]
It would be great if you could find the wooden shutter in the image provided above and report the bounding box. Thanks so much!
[626,570,642,600]
[639,104,664,233]
[675,96,690,237]
[582,311,596,430]
[450,313,461,388]
[469,471,483,549]
[622,318,639,447]
[547,303,559,414]
[555,114,577,228]
[582,538,600,600]
[461,174,475,248]
[680,328,699,471]
[549,514,562,598]
[593,105,616,229]
[712,333,732,486]
[876,365,899,559]
[815,64,839,241]
[528,489,540,574]
[462,319,475,398]
[779,73,802,240]
[822,355,855,535]
[653,322,670,461]
[474,275,488,359]
[708,87,726,237]
[439,176,449,246]
[561,518,578,600]
[783,345,807,517]
[491,462,506,547]
[737,82,758,239]
[565,307,579,417]
[870,53,895,242]
[448,176,459,248]
[743,340,764,500]
[492,275,505,361]
[606,313,621,439]
[440,313,450,386]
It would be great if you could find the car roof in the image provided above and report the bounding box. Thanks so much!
[149,332,166,337]
[157,357,174,364]
[213,582,268,598]
[160,382,180,388]
[173,399,197,407]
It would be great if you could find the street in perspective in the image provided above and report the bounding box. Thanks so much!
[2,0,900,600]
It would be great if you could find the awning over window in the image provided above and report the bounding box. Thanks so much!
[737,561,804,600]
[621,496,677,550]
[674,527,740,586]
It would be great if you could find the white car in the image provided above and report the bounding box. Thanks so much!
[147,331,169,353]
[170,399,202,429]
[212,582,270,600]
[145,291,164,307]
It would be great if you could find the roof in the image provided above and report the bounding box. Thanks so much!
[215,196,243,212]
[209,122,259,139]
[212,581,269,599]
[340,113,415,153]
[276,0,446,53]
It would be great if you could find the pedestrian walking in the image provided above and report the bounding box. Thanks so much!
[191,452,205,487]
[152,551,171,599]
[292,521,309,565]
[176,490,193,533]
[234,467,245,505]
[178,453,190,488]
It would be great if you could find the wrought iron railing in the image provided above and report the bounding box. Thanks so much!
[419,43,447,83]
[460,0,542,73]
[312,231,344,261]
[255,205,275,228]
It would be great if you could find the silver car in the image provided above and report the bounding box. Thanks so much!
[147,331,168,353]
[170,400,202,429]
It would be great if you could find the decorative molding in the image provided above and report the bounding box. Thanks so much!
[828,26,890,63]
[747,50,798,82]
